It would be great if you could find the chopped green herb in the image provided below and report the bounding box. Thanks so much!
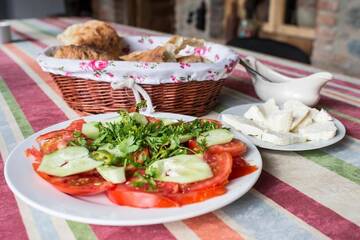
[131,171,158,191]
[69,131,88,147]
[89,111,220,168]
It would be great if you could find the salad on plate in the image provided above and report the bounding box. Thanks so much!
[25,110,257,208]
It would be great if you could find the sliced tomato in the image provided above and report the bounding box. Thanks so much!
[207,139,247,157]
[33,163,114,195]
[146,116,162,123]
[36,129,73,142]
[229,156,258,180]
[39,137,68,155]
[37,119,85,143]
[36,128,76,154]
[166,185,226,205]
[66,119,86,131]
[156,181,180,194]
[188,139,201,152]
[181,151,233,192]
[199,118,222,128]
[25,147,43,162]
[107,184,179,208]
[125,171,180,194]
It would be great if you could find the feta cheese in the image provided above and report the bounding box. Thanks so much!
[259,98,280,117]
[313,109,333,123]
[283,100,310,130]
[244,105,266,126]
[299,121,337,141]
[292,113,313,132]
[309,108,320,118]
[266,110,293,133]
[222,114,264,136]
[261,131,306,145]
[238,100,337,145]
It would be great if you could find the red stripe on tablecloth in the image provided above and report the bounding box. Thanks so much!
[1,40,178,240]
[5,43,63,96]
[11,28,47,49]
[325,84,360,99]
[0,47,67,131]
[91,225,176,240]
[255,171,360,239]
[224,78,360,139]
[0,156,28,240]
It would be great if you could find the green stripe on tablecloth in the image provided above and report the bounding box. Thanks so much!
[0,79,33,137]
[0,78,98,240]
[299,150,360,184]
[215,100,360,184]
[67,221,97,240]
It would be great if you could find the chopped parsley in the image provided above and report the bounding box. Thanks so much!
[69,131,88,147]
[90,111,218,167]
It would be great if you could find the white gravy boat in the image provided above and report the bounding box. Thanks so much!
[245,56,332,106]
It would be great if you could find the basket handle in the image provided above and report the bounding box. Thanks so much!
[111,78,154,115]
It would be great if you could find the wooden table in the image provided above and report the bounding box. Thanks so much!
[0,17,359,240]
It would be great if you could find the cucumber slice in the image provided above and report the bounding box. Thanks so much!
[98,143,124,158]
[130,112,148,125]
[38,146,102,177]
[179,134,192,143]
[197,129,234,147]
[146,154,213,184]
[160,118,179,126]
[81,122,99,139]
[97,166,125,183]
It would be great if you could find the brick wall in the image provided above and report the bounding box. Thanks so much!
[312,0,360,77]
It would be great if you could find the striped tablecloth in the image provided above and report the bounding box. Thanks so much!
[0,18,359,240]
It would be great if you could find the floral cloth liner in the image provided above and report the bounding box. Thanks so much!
[37,36,239,84]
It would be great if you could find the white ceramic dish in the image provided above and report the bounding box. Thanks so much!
[5,112,262,226]
[220,104,346,151]
[245,56,332,106]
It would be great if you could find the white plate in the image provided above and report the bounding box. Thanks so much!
[5,112,262,226]
[220,104,346,151]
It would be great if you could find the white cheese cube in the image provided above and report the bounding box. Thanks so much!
[261,131,290,145]
[299,121,337,141]
[260,98,280,117]
[221,114,264,136]
[292,113,313,133]
[313,109,333,123]
[244,105,266,126]
[309,108,320,118]
[261,131,306,145]
[266,110,293,133]
[283,99,310,130]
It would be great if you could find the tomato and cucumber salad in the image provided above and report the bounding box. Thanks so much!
[26,111,257,208]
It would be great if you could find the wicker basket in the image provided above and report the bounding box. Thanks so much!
[51,74,224,116]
